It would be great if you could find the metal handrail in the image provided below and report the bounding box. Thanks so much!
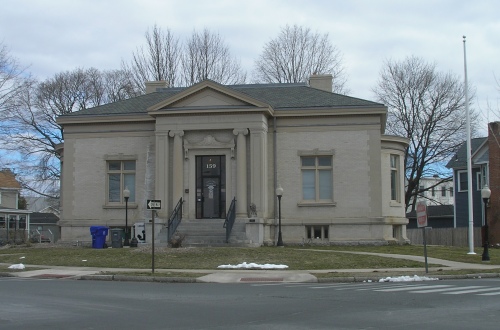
[167,198,183,243]
[223,197,236,243]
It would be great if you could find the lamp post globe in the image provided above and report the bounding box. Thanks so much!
[276,185,284,247]
[481,185,491,262]
[123,187,130,246]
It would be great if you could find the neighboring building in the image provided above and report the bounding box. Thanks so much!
[29,212,60,243]
[447,137,489,233]
[25,196,60,216]
[56,75,409,246]
[25,197,61,242]
[410,176,454,207]
[0,169,31,243]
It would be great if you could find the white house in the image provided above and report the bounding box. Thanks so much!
[0,169,31,243]
[56,75,409,246]
[412,176,455,206]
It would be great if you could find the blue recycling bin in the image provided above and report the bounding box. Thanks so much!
[90,226,109,249]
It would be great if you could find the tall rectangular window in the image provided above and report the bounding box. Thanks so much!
[441,186,446,197]
[107,160,136,203]
[301,156,332,202]
[458,171,468,192]
[390,154,400,201]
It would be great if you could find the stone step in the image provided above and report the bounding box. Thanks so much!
[158,218,248,246]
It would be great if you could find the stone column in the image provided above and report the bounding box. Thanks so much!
[250,128,268,218]
[233,128,249,217]
[155,132,169,217]
[169,130,184,204]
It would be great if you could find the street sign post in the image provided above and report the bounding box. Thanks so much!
[416,202,429,273]
[147,200,161,210]
[146,200,161,273]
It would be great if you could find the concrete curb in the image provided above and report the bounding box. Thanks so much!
[0,272,15,278]
[316,272,500,283]
[78,274,198,283]
[72,272,500,284]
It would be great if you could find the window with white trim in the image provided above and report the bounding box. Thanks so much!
[390,154,400,202]
[301,156,333,202]
[458,171,468,192]
[107,160,136,203]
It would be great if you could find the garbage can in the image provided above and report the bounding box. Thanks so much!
[90,226,109,249]
[110,228,124,248]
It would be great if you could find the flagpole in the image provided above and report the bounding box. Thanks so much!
[463,36,475,254]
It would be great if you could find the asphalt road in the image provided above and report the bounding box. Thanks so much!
[0,277,499,329]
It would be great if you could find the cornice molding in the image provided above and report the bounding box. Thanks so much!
[184,134,235,159]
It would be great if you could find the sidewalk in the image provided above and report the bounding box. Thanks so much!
[2,251,500,283]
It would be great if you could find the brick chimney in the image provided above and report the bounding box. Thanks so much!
[145,81,168,94]
[308,74,332,92]
[487,122,500,245]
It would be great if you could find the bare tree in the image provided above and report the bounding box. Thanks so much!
[122,24,181,92]
[253,24,348,93]
[181,28,246,86]
[0,42,27,114]
[373,56,475,211]
[1,68,137,197]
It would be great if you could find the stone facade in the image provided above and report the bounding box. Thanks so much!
[57,77,409,245]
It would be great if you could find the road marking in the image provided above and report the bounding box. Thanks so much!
[478,291,500,296]
[375,284,452,292]
[411,286,484,293]
[443,287,500,294]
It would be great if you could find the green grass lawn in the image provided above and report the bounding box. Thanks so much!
[0,244,498,273]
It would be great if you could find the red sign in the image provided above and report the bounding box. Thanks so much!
[416,202,428,228]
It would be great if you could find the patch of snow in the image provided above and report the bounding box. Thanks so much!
[379,275,439,282]
[8,263,25,270]
[19,256,25,259]
[217,262,288,269]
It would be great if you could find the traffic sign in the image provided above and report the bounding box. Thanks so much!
[416,202,428,228]
[147,199,162,210]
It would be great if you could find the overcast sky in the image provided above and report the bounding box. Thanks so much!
[2,0,498,134]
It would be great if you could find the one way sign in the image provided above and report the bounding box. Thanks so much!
[147,199,162,210]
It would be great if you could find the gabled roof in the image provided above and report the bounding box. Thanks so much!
[0,169,21,190]
[30,212,59,224]
[446,137,487,169]
[57,80,385,120]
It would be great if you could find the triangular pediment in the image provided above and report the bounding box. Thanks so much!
[147,80,270,112]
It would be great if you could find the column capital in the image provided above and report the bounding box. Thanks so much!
[233,128,249,136]
[169,130,185,138]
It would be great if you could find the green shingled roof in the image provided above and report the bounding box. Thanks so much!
[61,82,384,118]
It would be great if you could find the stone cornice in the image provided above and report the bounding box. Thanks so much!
[184,135,235,159]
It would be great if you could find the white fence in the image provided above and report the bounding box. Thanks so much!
[406,227,482,247]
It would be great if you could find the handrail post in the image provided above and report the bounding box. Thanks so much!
[167,198,183,243]
[224,197,237,243]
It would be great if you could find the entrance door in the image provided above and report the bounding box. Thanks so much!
[196,156,226,219]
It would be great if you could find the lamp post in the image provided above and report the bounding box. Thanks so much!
[123,187,130,246]
[276,185,284,247]
[481,185,491,262]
